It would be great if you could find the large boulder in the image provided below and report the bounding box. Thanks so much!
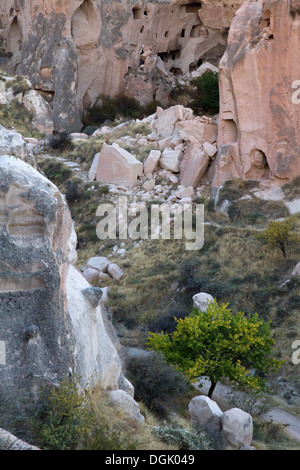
[189,395,223,434]
[0,125,33,164]
[221,408,253,449]
[95,143,143,189]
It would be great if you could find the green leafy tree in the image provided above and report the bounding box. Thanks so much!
[255,215,300,258]
[147,301,282,399]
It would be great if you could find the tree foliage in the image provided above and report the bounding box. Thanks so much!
[189,71,219,115]
[255,215,300,258]
[147,301,282,398]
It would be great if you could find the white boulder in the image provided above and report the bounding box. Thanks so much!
[192,293,214,312]
[189,395,223,434]
[221,408,253,449]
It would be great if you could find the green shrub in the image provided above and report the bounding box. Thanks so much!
[126,353,191,418]
[189,71,219,115]
[83,95,118,125]
[114,94,142,119]
[38,158,72,186]
[32,376,96,450]
[47,132,74,151]
[152,424,211,450]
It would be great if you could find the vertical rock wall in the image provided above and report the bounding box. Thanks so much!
[0,1,243,133]
[215,0,300,186]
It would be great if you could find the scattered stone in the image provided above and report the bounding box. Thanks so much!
[168,174,178,184]
[107,263,124,280]
[160,147,183,172]
[144,149,161,174]
[143,179,155,191]
[203,141,218,157]
[82,267,99,284]
[175,186,194,199]
[108,389,145,423]
[180,143,210,187]
[192,293,214,312]
[86,256,110,273]
[88,152,100,181]
[82,287,103,307]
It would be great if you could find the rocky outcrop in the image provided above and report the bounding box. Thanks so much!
[0,155,136,414]
[0,0,243,133]
[189,395,254,450]
[0,428,40,450]
[215,0,300,187]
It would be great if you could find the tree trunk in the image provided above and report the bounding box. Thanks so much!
[208,381,217,399]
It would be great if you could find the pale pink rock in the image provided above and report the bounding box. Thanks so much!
[154,105,193,139]
[217,0,300,186]
[203,141,217,157]
[107,263,124,281]
[86,256,110,272]
[176,117,217,144]
[144,150,161,174]
[89,152,100,181]
[175,186,194,199]
[82,268,99,284]
[180,143,211,187]
[160,147,183,173]
[96,143,143,189]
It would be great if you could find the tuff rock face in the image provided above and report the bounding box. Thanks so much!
[0,155,133,406]
[0,0,243,133]
[215,0,300,187]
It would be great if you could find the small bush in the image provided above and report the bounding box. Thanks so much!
[115,95,143,119]
[189,71,219,115]
[38,158,72,186]
[152,424,211,450]
[31,376,96,450]
[83,95,118,126]
[126,353,191,418]
[6,75,31,95]
[48,132,74,151]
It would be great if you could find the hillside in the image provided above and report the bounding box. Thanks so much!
[0,0,300,452]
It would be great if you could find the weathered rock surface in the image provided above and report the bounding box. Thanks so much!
[192,292,214,312]
[221,408,253,449]
[0,155,136,419]
[188,395,254,450]
[0,0,243,132]
[96,142,143,189]
[216,0,300,187]
[0,428,40,450]
[189,395,223,434]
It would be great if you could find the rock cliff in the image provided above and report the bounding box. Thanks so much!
[0,155,134,410]
[0,0,243,133]
[215,0,300,187]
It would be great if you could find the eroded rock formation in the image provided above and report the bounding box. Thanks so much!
[0,155,134,409]
[0,0,243,133]
[215,0,300,187]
